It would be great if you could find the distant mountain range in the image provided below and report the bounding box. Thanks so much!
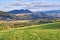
[8,9,33,14]
[40,10,60,17]
[41,10,60,13]
[0,9,60,20]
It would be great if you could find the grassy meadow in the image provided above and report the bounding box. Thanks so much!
[0,22,60,40]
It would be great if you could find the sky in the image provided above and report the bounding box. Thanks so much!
[0,0,60,12]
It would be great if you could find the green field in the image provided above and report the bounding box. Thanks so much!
[0,22,60,40]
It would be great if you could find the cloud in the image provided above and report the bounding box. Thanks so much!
[0,1,60,11]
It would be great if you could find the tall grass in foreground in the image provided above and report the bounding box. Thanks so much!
[0,29,60,40]
[0,22,60,40]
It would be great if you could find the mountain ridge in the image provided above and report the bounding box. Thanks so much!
[8,9,33,14]
[0,10,60,20]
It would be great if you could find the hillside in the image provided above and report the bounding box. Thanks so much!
[40,10,60,18]
[0,10,60,20]
[8,10,60,20]
[13,12,55,20]
[0,22,60,40]
[0,11,20,20]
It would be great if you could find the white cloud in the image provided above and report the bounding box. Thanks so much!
[0,1,60,11]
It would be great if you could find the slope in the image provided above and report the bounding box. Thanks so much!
[0,22,60,40]
[0,11,19,20]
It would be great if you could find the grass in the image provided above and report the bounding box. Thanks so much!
[0,22,60,40]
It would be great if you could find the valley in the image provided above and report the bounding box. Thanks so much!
[0,0,60,40]
[0,9,60,30]
[0,9,60,40]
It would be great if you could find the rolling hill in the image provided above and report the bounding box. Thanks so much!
[40,10,60,18]
[0,10,51,20]
[0,22,60,40]
[0,11,19,20]
[0,10,60,20]
[8,9,60,20]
